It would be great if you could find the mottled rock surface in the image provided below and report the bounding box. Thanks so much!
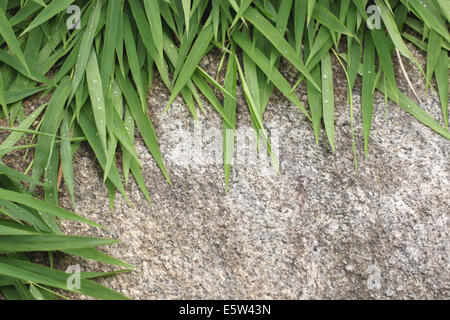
[50,47,449,299]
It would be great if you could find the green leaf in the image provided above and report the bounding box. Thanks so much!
[166,23,214,109]
[370,29,398,102]
[0,67,8,123]
[406,0,450,43]
[223,45,237,192]
[0,163,45,187]
[123,13,147,112]
[312,2,355,37]
[0,234,118,252]
[0,7,30,75]
[244,6,321,91]
[235,56,279,173]
[100,0,121,87]
[376,77,450,141]
[143,0,164,68]
[362,33,376,155]
[425,30,442,92]
[62,248,134,269]
[116,69,172,186]
[20,0,76,36]
[71,0,102,97]
[321,52,335,152]
[77,105,129,204]
[233,30,311,120]
[435,49,449,129]
[0,258,129,300]
[307,0,316,25]
[374,0,417,63]
[86,48,107,154]
[306,65,322,144]
[31,77,71,189]
[0,188,104,228]
[60,111,75,206]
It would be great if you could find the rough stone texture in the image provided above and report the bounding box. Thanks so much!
[53,45,449,300]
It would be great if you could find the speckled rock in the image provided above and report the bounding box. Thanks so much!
[56,45,449,300]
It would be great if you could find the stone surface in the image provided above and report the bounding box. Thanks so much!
[50,46,449,300]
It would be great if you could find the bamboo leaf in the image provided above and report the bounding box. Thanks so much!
[321,52,335,151]
[0,7,30,75]
[20,0,76,36]
[0,258,128,300]
[362,33,376,155]
[71,0,102,97]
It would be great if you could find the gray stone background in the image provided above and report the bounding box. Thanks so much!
[9,45,449,299]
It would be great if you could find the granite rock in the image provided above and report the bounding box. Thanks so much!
[55,46,449,300]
